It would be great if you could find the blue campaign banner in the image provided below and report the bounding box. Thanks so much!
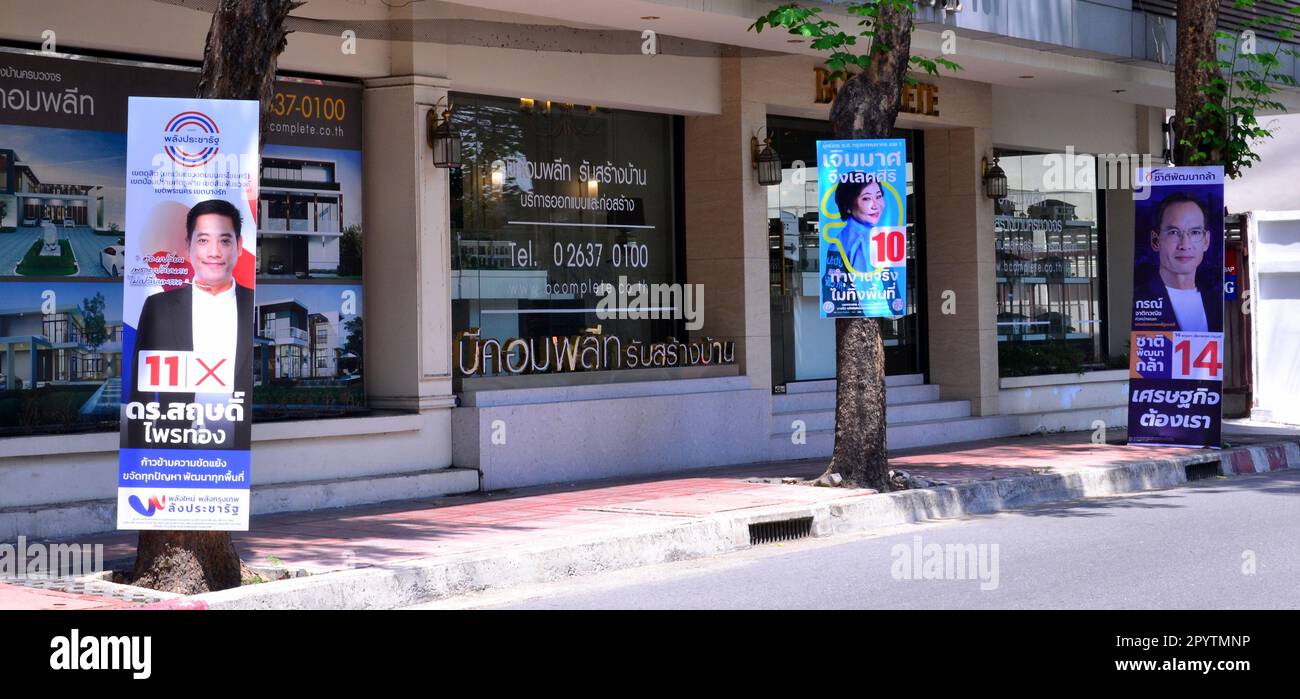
[816,138,908,318]
[119,448,251,490]
[1129,167,1225,448]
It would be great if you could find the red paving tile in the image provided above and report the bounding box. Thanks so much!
[0,582,135,610]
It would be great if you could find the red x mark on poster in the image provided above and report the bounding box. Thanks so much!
[195,358,227,387]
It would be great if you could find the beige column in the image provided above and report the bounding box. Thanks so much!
[1106,178,1137,359]
[361,75,456,412]
[683,56,772,389]
[924,127,1000,415]
[1107,106,1169,358]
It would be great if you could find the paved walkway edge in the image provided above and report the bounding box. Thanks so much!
[186,440,1298,610]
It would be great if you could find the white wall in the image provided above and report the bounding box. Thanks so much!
[993,85,1138,155]
[455,377,771,490]
[1249,212,1300,424]
[1227,114,1300,214]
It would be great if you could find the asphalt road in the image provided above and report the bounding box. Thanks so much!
[427,470,1300,610]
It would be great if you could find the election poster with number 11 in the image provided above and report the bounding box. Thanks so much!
[1128,166,1225,449]
[817,138,908,318]
[118,97,259,530]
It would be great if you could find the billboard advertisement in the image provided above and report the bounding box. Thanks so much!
[816,138,908,318]
[117,97,258,530]
[0,47,365,439]
[1128,167,1225,448]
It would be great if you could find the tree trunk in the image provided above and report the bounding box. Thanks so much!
[196,0,302,144]
[132,530,243,595]
[818,5,914,491]
[133,0,300,595]
[1173,0,1223,167]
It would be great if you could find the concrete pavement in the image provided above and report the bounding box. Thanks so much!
[3,422,1298,610]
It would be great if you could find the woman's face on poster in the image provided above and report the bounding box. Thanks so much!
[852,182,885,226]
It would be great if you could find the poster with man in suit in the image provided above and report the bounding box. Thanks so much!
[118,97,259,530]
[1128,167,1225,449]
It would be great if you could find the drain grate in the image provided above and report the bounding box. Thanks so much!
[1186,461,1222,482]
[748,517,813,545]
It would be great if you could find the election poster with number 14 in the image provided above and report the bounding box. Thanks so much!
[1128,166,1225,449]
[817,138,908,318]
[117,97,259,530]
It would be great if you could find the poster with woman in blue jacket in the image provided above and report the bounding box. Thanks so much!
[817,138,908,318]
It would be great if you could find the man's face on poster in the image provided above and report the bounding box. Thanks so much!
[1150,201,1209,278]
[189,212,239,289]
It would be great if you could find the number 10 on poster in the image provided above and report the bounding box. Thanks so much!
[868,228,907,267]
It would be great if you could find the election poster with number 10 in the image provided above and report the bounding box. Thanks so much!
[118,97,259,530]
[1128,166,1225,449]
[817,138,908,318]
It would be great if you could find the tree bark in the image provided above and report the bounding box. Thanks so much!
[133,0,300,595]
[196,0,302,144]
[1173,0,1223,167]
[818,5,915,491]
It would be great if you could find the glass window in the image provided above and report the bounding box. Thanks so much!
[289,195,312,232]
[449,93,679,384]
[995,149,1106,377]
[315,198,339,234]
[43,313,68,343]
[266,194,290,232]
[276,345,303,379]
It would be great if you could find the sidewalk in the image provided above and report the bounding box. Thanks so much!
[4,421,1298,610]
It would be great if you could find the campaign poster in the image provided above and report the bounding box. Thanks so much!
[117,97,259,530]
[1128,167,1225,448]
[816,138,908,318]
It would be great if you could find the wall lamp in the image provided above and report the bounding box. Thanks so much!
[981,155,1007,200]
[427,98,461,169]
[751,127,783,187]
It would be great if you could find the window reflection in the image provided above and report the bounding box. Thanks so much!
[995,149,1106,377]
[449,94,679,383]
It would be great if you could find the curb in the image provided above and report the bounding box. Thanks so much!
[1220,441,1300,475]
[182,439,1297,610]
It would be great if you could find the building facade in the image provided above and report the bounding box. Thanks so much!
[259,157,345,277]
[2,0,1298,538]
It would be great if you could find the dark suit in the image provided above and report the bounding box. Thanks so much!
[126,284,254,450]
[1133,268,1223,333]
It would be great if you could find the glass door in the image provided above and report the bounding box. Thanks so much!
[766,116,926,388]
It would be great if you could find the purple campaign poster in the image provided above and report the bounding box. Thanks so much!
[1128,167,1224,448]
